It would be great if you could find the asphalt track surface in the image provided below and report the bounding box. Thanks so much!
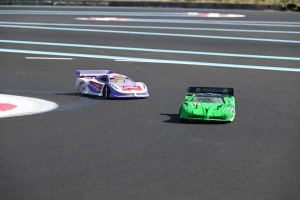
[0,6,300,200]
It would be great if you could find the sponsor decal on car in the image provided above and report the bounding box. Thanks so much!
[88,81,103,93]
[90,81,103,90]
[121,86,142,91]
[112,74,126,78]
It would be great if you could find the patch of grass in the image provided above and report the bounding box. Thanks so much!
[280,0,290,3]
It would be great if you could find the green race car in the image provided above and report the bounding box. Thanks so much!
[179,87,235,122]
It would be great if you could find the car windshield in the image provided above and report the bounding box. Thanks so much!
[110,77,133,84]
[192,96,224,104]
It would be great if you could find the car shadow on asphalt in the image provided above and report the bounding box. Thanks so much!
[55,92,100,99]
[160,113,229,125]
[55,92,146,100]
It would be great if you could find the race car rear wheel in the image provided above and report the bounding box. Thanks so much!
[79,82,87,95]
[103,86,111,99]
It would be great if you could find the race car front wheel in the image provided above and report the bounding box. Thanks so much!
[103,86,111,99]
[179,108,188,123]
[79,82,87,95]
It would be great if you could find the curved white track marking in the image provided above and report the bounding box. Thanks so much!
[0,94,58,118]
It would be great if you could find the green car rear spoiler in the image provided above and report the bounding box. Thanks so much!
[187,87,234,96]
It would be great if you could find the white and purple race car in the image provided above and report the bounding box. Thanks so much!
[75,70,149,98]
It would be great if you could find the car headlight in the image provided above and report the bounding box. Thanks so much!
[142,83,147,89]
[222,106,234,114]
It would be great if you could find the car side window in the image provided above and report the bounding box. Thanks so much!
[99,76,108,83]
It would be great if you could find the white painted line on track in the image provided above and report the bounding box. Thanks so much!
[1,48,299,72]
[1,24,300,44]
[0,10,245,18]
[1,22,300,34]
[179,12,245,18]
[0,94,58,118]
[74,18,300,27]
[26,57,73,60]
[2,39,297,61]
[77,17,127,21]
[115,59,182,64]
[2,40,299,61]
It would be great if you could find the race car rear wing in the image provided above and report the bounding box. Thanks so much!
[187,87,234,96]
[76,70,114,77]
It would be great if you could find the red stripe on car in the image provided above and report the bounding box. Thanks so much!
[90,81,103,90]
[122,86,142,91]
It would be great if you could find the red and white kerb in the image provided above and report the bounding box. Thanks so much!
[0,94,58,118]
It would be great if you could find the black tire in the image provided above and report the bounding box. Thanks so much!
[79,82,86,95]
[103,86,111,99]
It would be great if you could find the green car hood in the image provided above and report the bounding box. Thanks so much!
[190,103,224,116]
[182,102,234,120]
